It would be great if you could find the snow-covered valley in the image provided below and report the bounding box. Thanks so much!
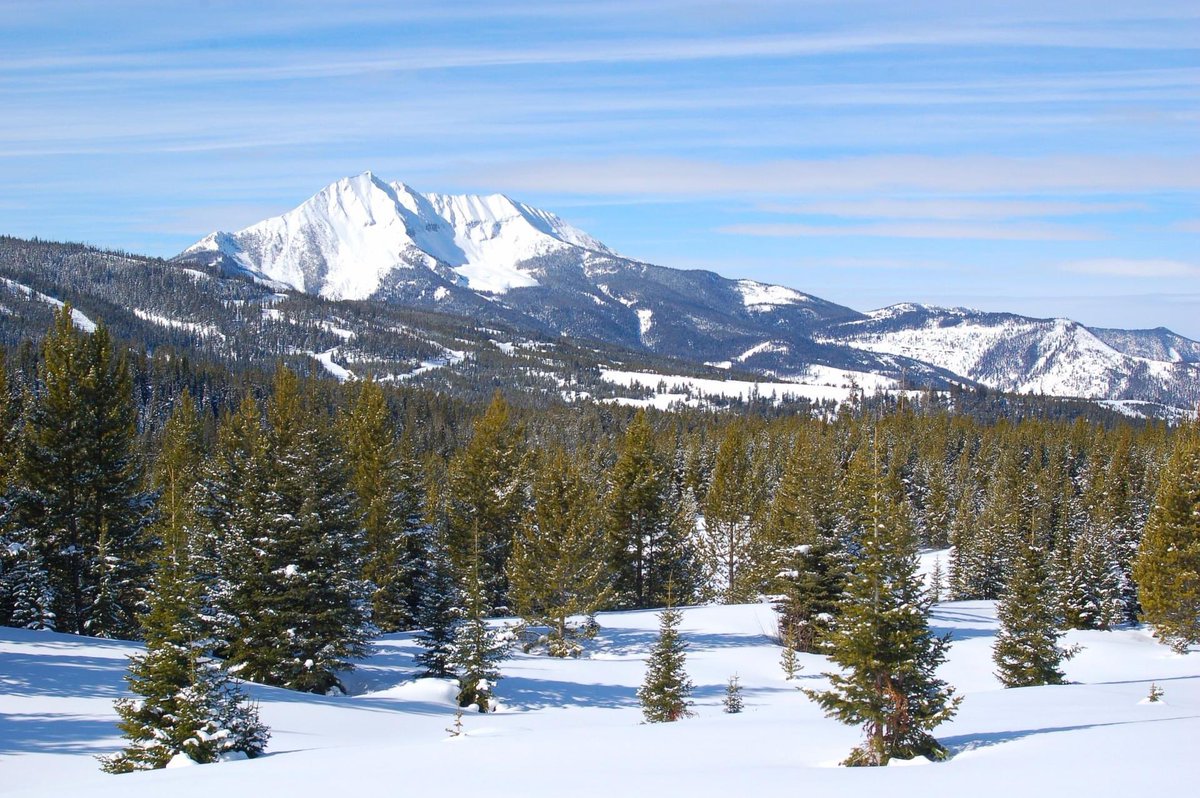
[2,600,1194,797]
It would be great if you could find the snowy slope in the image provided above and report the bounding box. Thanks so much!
[2,601,1195,798]
[824,304,1200,405]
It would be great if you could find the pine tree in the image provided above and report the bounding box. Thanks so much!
[606,411,683,608]
[638,601,693,723]
[698,422,770,603]
[723,674,744,714]
[15,308,152,636]
[770,429,846,653]
[993,541,1070,687]
[508,447,613,657]
[196,369,374,693]
[804,437,960,766]
[451,526,509,712]
[1,523,55,630]
[1133,422,1200,654]
[340,381,425,631]
[445,391,527,612]
[99,526,267,773]
[151,392,204,567]
[414,531,462,679]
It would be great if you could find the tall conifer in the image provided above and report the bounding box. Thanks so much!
[1134,422,1200,653]
[805,435,960,766]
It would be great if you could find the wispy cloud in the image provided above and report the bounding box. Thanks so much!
[721,221,1102,241]
[756,198,1139,220]
[475,155,1200,196]
[1060,258,1200,277]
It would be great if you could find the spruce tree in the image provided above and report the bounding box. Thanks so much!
[414,529,462,679]
[638,601,693,723]
[993,541,1070,687]
[15,308,152,636]
[770,430,846,653]
[1133,422,1200,654]
[698,422,769,603]
[340,380,425,631]
[452,527,509,712]
[805,440,960,766]
[445,391,527,612]
[508,447,612,656]
[196,369,374,693]
[100,527,267,773]
[606,411,682,608]
[723,674,744,714]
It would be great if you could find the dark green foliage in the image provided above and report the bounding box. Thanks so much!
[445,392,527,612]
[100,522,267,773]
[508,447,612,657]
[13,307,152,636]
[770,428,846,653]
[1134,422,1200,653]
[195,368,373,693]
[452,528,509,712]
[993,542,1070,687]
[638,603,693,723]
[340,380,426,631]
[414,525,462,679]
[805,447,960,766]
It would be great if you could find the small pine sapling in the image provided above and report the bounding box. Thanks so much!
[445,709,465,737]
[638,602,694,723]
[779,625,802,680]
[723,674,744,714]
[1147,683,1164,703]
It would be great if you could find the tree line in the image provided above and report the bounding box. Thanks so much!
[1,305,1198,768]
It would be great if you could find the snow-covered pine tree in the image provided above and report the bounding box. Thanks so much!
[451,526,509,712]
[414,515,463,679]
[993,540,1071,687]
[805,435,960,766]
[723,674,744,714]
[1134,420,1200,654]
[196,369,374,694]
[769,427,846,654]
[508,447,612,656]
[15,308,153,636]
[100,516,267,773]
[638,599,693,723]
[1,524,56,630]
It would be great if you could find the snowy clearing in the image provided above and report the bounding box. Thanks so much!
[0,600,1194,797]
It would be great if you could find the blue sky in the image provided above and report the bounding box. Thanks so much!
[3,0,1198,336]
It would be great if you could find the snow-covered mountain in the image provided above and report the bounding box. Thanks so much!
[178,173,1200,411]
[182,171,614,300]
[822,304,1200,408]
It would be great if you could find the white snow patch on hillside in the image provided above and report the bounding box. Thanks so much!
[314,348,355,381]
[600,369,875,407]
[132,308,225,340]
[734,340,789,362]
[0,277,97,332]
[1,600,1196,798]
[636,309,654,340]
[736,280,810,310]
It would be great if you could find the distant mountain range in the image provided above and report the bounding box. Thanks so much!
[174,172,1200,413]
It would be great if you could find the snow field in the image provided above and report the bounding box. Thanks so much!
[1,599,1195,797]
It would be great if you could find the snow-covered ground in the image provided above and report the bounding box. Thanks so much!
[1,601,1194,797]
